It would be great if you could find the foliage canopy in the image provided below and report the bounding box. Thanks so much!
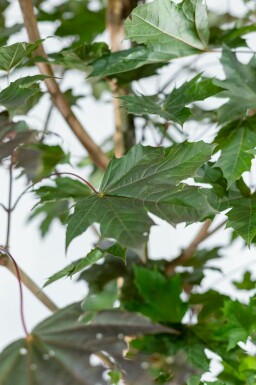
[1,0,256,384]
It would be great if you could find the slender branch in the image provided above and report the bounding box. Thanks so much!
[0,202,8,212]
[107,0,136,157]
[5,164,13,249]
[18,0,109,171]
[0,247,29,336]
[40,104,54,142]
[166,219,227,276]
[0,251,58,312]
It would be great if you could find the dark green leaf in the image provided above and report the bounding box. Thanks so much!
[0,303,172,385]
[67,142,216,249]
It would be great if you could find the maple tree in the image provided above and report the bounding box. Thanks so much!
[1,0,256,384]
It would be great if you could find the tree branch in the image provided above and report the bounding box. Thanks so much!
[107,0,136,157]
[0,254,58,312]
[18,0,109,171]
[166,219,227,276]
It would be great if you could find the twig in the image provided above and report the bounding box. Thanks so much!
[40,104,54,142]
[166,219,227,276]
[0,251,58,312]
[0,202,8,212]
[18,0,109,171]
[5,164,13,249]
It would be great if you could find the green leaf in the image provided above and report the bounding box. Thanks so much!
[132,267,188,323]
[108,370,122,385]
[125,0,209,61]
[0,75,48,115]
[215,47,256,124]
[233,271,256,291]
[81,281,118,312]
[187,375,202,385]
[44,243,127,287]
[226,190,256,245]
[121,74,221,125]
[220,299,256,350]
[34,177,91,204]
[45,42,109,71]
[55,7,105,43]
[89,45,165,80]
[29,201,69,238]
[214,118,256,187]
[0,41,41,72]
[0,304,172,385]
[66,142,216,249]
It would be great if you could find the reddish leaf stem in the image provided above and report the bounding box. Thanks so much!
[12,171,98,211]
[52,172,99,194]
[0,247,29,337]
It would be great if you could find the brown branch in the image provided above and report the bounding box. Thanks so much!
[18,0,109,171]
[166,219,227,276]
[107,0,137,157]
[0,254,58,312]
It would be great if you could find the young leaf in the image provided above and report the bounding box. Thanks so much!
[44,243,127,287]
[214,118,256,187]
[66,142,216,249]
[0,41,41,72]
[0,303,173,385]
[121,75,221,125]
[125,0,209,60]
